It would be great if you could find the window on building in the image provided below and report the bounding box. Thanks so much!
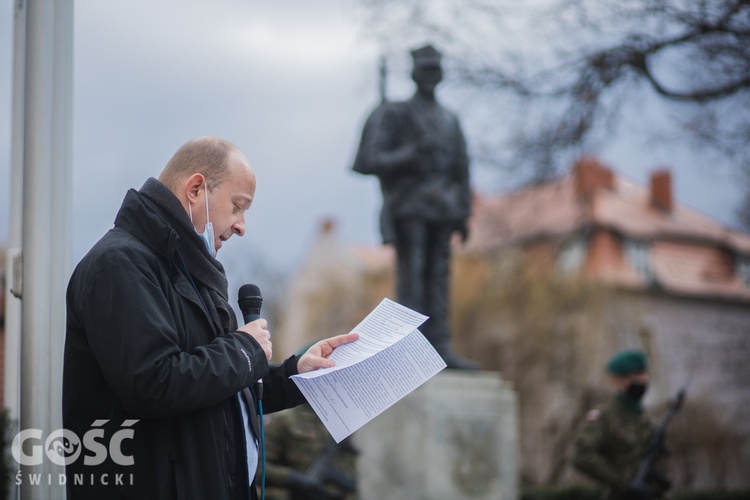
[557,237,586,275]
[737,255,750,288]
[624,238,652,279]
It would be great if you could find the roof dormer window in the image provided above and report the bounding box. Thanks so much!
[558,236,586,275]
[625,238,653,281]
[738,255,750,288]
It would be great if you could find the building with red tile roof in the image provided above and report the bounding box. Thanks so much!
[466,157,750,303]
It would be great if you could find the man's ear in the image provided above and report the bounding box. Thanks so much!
[184,173,206,203]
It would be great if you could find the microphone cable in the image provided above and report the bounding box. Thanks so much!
[238,284,267,499]
[258,395,266,500]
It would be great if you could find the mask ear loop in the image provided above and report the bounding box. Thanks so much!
[204,181,211,223]
[187,175,209,227]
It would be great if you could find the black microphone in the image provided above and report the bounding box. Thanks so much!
[238,283,264,398]
[238,283,263,323]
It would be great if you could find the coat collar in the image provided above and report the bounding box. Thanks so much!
[114,188,178,265]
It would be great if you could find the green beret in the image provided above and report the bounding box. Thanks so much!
[607,349,647,375]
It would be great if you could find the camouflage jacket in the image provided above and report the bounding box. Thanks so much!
[259,404,358,500]
[572,395,665,499]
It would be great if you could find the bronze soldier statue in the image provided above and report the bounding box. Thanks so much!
[352,44,479,370]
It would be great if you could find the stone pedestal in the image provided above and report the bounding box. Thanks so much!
[354,370,518,500]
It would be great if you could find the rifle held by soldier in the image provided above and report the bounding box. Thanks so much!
[626,377,690,500]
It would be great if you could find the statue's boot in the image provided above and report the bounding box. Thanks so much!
[424,330,481,371]
[437,346,482,371]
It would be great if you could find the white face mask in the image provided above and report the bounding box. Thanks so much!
[189,185,216,257]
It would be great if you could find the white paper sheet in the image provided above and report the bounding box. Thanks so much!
[290,298,447,442]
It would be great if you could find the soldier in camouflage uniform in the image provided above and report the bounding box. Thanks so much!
[259,403,358,500]
[573,350,672,500]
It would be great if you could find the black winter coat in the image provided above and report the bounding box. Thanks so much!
[63,188,305,499]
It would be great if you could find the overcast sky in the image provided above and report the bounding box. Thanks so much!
[1,0,745,287]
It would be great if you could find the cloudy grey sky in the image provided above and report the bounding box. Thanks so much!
[0,0,745,284]
[0,0,388,273]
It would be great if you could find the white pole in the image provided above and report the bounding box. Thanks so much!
[20,0,74,498]
[7,0,27,430]
[5,1,27,499]
[49,0,74,459]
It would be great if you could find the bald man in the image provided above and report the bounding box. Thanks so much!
[63,137,357,500]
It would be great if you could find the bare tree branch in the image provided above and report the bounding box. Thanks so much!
[357,0,750,225]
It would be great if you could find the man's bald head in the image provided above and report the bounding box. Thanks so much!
[159,136,251,193]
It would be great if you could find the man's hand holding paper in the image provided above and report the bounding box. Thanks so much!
[291,298,447,442]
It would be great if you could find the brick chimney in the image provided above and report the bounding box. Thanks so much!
[649,169,673,212]
[574,156,614,200]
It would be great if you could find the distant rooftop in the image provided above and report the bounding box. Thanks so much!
[465,157,750,302]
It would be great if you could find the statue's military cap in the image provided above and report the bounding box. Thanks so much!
[410,44,442,68]
[606,349,648,375]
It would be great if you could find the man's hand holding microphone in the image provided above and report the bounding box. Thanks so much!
[237,284,358,376]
